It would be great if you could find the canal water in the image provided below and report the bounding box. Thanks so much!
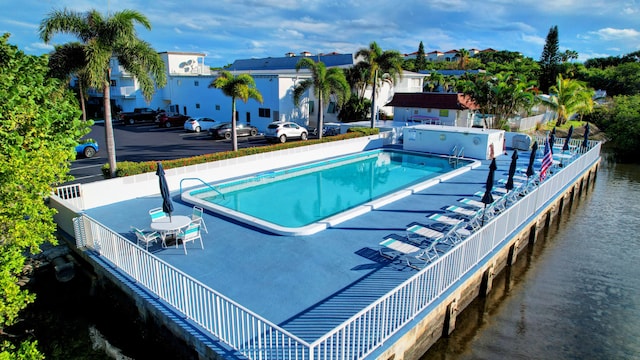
[422,152,640,360]
[14,150,640,359]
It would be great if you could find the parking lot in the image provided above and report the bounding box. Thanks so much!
[68,121,271,184]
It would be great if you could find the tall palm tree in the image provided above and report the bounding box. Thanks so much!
[293,58,350,140]
[209,71,263,151]
[40,9,167,178]
[355,42,403,126]
[542,74,594,126]
[47,42,90,121]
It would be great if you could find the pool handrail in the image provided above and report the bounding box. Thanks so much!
[179,177,225,200]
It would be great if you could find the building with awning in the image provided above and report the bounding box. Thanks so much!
[385,92,479,127]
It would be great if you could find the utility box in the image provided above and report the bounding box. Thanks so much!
[402,125,505,160]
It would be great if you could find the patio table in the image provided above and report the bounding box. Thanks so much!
[150,215,191,247]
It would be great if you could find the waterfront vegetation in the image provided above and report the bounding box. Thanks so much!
[0,34,90,359]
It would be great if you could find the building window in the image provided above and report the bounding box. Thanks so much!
[327,101,337,114]
[110,80,117,87]
[195,103,200,109]
[194,80,199,86]
[309,101,315,114]
[259,108,271,118]
[215,105,220,110]
[439,109,449,117]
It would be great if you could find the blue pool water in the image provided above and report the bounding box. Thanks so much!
[183,149,475,235]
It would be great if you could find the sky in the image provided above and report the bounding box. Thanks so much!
[2,0,639,68]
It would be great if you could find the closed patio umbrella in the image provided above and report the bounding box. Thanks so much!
[563,125,574,151]
[505,149,518,192]
[156,162,174,220]
[549,129,556,154]
[481,158,497,225]
[526,141,538,178]
[582,123,590,149]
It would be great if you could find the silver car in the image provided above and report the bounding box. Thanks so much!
[265,122,308,143]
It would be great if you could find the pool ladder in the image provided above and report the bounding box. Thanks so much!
[449,145,464,165]
[179,177,225,199]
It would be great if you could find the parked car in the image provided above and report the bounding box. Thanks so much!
[265,122,308,143]
[184,117,216,132]
[208,122,259,139]
[75,141,99,158]
[156,112,190,128]
[118,107,161,125]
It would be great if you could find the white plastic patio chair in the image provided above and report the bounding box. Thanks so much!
[131,226,161,251]
[149,207,167,222]
[176,222,204,254]
[191,206,208,233]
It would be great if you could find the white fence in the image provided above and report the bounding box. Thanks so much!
[69,141,600,360]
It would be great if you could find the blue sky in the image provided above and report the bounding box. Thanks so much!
[2,0,639,68]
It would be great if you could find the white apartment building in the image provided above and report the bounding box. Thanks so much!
[108,51,424,132]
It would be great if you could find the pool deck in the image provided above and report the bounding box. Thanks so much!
[83,148,537,343]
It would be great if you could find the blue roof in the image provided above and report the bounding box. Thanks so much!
[228,53,355,71]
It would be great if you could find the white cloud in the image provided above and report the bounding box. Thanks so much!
[522,33,545,46]
[591,27,640,40]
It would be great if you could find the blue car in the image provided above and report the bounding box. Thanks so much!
[75,141,99,158]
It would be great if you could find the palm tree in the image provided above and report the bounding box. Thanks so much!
[209,71,263,151]
[355,41,403,126]
[423,70,444,92]
[40,9,167,178]
[46,43,90,121]
[455,48,470,70]
[293,58,350,140]
[542,74,594,126]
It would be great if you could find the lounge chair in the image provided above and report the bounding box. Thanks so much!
[176,222,204,254]
[149,207,167,222]
[445,205,479,219]
[379,237,421,262]
[405,243,441,270]
[131,226,161,251]
[191,206,208,233]
[458,197,485,209]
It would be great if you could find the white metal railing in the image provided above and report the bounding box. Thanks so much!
[72,215,310,360]
[54,183,84,209]
[68,141,600,360]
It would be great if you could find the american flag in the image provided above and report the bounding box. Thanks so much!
[540,140,553,180]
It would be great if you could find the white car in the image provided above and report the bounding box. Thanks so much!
[265,122,308,143]
[184,117,216,132]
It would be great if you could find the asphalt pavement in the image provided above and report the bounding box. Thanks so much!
[68,121,269,184]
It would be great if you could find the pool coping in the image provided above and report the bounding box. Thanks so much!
[182,151,481,236]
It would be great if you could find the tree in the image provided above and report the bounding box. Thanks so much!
[541,74,595,126]
[0,33,89,358]
[293,58,351,139]
[209,71,263,151]
[40,9,167,178]
[455,48,470,70]
[415,41,427,71]
[293,58,350,140]
[424,71,444,92]
[460,72,538,129]
[600,95,640,160]
[539,25,561,93]
[46,42,89,121]
[355,41,404,126]
[560,49,579,63]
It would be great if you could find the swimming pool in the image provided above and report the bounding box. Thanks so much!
[182,149,477,235]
